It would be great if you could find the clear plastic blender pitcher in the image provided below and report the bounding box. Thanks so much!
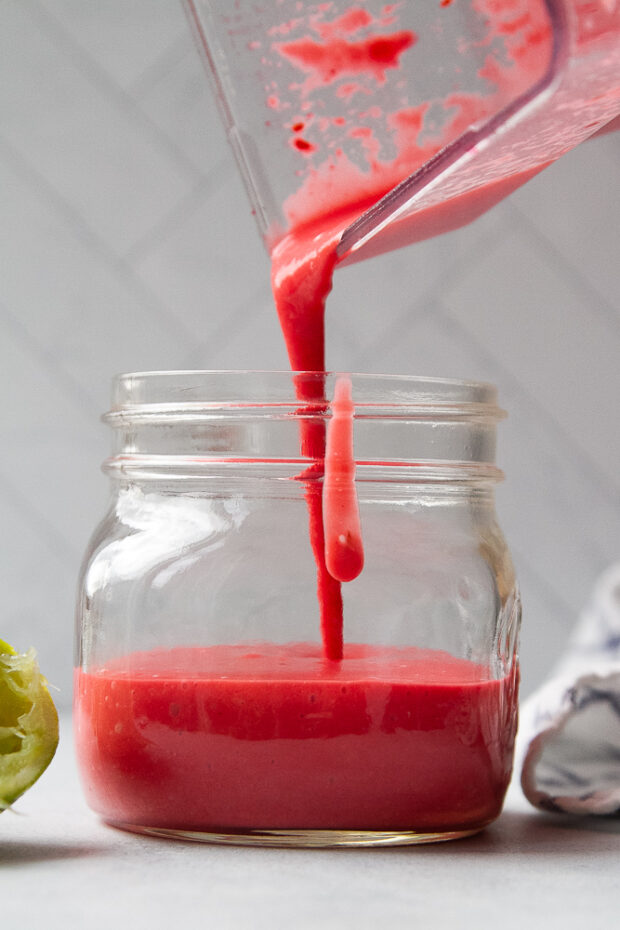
[184,1,620,262]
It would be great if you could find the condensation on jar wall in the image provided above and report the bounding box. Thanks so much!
[74,370,521,847]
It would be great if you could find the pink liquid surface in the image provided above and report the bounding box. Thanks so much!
[75,643,517,833]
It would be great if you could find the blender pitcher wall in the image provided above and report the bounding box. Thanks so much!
[1,0,619,711]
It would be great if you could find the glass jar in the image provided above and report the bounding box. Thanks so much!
[74,370,520,847]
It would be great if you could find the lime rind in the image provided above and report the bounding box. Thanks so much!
[0,640,59,811]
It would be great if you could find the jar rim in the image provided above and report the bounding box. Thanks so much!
[103,371,505,483]
[106,370,506,421]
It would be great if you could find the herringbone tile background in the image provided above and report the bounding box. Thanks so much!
[1,0,619,707]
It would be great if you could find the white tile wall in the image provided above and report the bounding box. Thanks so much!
[1,0,618,708]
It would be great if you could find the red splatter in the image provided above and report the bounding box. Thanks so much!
[359,105,383,120]
[315,8,373,40]
[268,16,305,38]
[388,103,428,137]
[380,5,398,25]
[336,82,369,99]
[497,14,531,35]
[276,31,417,86]
[367,37,406,63]
[293,138,316,153]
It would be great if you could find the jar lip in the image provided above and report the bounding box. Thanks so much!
[107,370,506,420]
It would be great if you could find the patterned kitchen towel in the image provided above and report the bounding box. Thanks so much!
[519,562,620,815]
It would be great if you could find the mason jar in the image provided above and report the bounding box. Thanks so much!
[74,370,520,847]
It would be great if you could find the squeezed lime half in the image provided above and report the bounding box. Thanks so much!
[0,638,59,810]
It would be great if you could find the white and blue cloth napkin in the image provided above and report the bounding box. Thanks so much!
[519,563,620,815]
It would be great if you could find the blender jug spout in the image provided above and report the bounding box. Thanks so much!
[184,0,620,262]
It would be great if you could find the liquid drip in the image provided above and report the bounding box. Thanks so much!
[323,376,364,583]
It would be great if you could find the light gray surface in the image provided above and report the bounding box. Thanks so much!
[2,715,619,930]
[1,0,619,708]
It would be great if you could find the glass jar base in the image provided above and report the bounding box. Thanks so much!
[106,821,486,847]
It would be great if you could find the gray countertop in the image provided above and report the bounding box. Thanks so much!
[2,714,618,930]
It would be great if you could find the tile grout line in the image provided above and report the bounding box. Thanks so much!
[354,213,510,370]
[128,33,191,101]
[123,158,233,266]
[0,133,199,352]
[29,0,202,185]
[0,297,101,422]
[176,281,275,368]
[506,200,620,332]
[0,462,82,565]
[432,299,620,520]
